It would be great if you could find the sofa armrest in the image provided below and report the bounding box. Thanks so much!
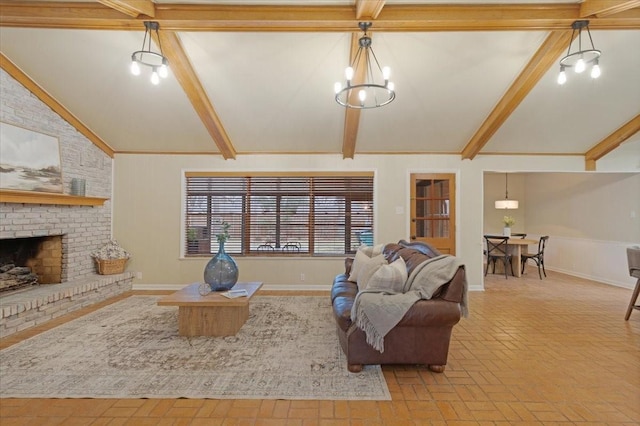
[440,266,466,304]
[397,299,461,327]
[345,257,354,276]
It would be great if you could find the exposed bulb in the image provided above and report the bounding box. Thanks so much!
[575,57,586,73]
[382,66,391,80]
[334,82,342,94]
[358,89,366,105]
[345,66,354,81]
[590,62,601,79]
[557,68,567,85]
[150,69,160,85]
[130,60,141,76]
[159,63,169,79]
[387,81,395,91]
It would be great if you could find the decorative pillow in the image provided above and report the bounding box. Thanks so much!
[365,256,408,293]
[355,254,388,290]
[348,249,370,282]
[358,243,385,258]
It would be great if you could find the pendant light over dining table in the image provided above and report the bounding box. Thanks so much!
[334,22,395,109]
[495,173,519,209]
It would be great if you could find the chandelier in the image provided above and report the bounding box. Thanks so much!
[130,21,169,85]
[334,22,395,109]
[495,173,518,209]
[557,20,601,85]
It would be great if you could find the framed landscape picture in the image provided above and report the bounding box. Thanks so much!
[0,121,63,193]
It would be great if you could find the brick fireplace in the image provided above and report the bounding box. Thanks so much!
[2,68,114,280]
[0,66,134,337]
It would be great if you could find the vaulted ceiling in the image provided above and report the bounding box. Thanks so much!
[1,0,639,170]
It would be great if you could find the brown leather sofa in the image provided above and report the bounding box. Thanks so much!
[331,240,466,373]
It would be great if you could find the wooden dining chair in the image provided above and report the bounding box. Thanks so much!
[521,236,549,279]
[484,235,513,279]
[511,233,527,239]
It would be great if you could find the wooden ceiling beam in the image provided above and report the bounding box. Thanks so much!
[2,2,640,31]
[155,31,236,160]
[584,114,640,170]
[356,0,385,20]
[461,31,573,160]
[0,53,114,158]
[97,0,155,18]
[580,0,640,18]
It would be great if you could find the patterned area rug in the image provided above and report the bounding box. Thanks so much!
[0,295,390,400]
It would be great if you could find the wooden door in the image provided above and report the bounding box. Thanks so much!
[410,173,456,255]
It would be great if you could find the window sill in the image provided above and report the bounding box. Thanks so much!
[0,189,109,206]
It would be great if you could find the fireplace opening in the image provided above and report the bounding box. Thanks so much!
[0,235,63,293]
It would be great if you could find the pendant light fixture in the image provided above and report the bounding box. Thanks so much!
[495,173,518,209]
[557,20,601,85]
[130,21,169,85]
[334,22,395,109]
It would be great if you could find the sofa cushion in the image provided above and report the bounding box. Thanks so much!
[364,256,407,293]
[331,275,358,302]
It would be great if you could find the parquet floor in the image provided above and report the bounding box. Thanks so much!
[1,268,639,425]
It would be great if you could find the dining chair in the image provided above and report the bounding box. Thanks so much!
[521,236,549,279]
[484,235,513,279]
[625,246,640,320]
[511,233,527,239]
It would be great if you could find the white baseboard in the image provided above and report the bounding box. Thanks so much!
[545,266,634,290]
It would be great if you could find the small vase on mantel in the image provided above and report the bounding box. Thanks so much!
[204,241,239,291]
[503,227,511,237]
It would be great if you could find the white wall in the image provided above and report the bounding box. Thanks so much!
[111,152,640,291]
[524,172,639,287]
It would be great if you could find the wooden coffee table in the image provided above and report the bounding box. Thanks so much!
[157,282,262,337]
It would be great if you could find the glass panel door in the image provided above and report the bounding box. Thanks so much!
[410,174,455,255]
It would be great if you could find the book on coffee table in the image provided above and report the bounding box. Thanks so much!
[221,289,249,299]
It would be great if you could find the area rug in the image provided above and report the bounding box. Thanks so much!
[0,295,390,400]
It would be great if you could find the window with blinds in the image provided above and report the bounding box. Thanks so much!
[184,172,374,256]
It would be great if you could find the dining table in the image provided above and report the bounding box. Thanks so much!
[485,236,539,278]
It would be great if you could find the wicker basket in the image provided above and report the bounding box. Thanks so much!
[95,258,128,275]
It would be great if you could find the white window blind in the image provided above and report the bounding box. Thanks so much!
[184,172,374,256]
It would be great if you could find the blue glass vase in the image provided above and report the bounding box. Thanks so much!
[204,241,239,291]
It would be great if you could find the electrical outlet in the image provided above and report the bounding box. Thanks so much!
[135,272,142,279]
[300,273,305,281]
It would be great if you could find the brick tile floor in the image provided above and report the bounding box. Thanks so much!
[1,269,638,425]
